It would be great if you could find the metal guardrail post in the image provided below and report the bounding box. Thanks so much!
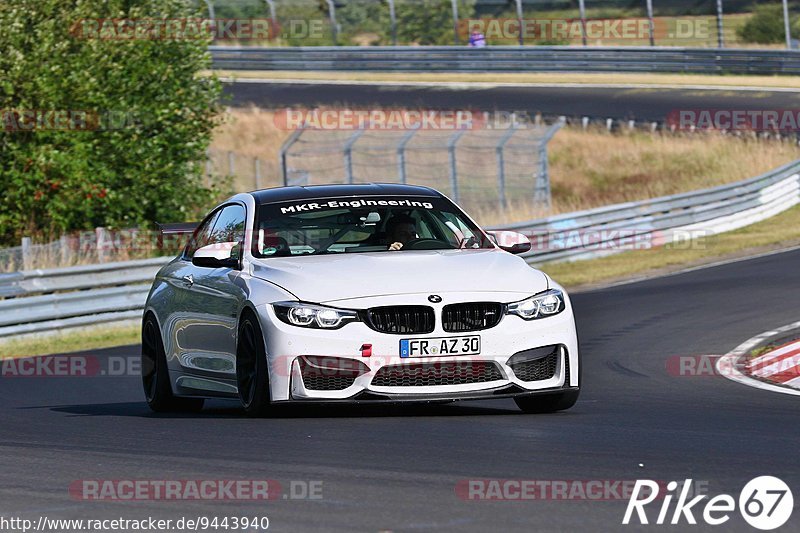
[515,0,524,46]
[447,130,466,203]
[716,0,725,48]
[397,126,419,185]
[279,128,305,187]
[227,151,235,176]
[496,123,518,209]
[343,129,365,184]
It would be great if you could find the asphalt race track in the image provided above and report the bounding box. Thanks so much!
[224,80,800,123]
[2,248,799,531]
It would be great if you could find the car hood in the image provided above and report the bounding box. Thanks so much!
[250,249,548,304]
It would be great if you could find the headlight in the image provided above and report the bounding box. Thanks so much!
[506,289,565,320]
[273,301,359,329]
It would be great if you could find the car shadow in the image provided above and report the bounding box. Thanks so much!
[41,399,536,418]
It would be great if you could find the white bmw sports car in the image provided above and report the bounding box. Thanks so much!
[142,184,580,415]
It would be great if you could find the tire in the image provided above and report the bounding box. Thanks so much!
[514,389,579,413]
[141,315,205,413]
[236,310,273,417]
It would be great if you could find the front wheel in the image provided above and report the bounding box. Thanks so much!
[236,310,273,417]
[514,389,579,414]
[141,315,204,413]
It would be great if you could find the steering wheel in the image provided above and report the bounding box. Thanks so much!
[400,238,455,251]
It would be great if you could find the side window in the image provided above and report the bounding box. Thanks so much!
[184,210,221,259]
[208,204,246,244]
[207,204,247,258]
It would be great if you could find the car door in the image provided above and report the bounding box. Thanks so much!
[160,208,221,377]
[177,203,248,387]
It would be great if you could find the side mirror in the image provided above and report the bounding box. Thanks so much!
[486,230,532,255]
[192,242,241,269]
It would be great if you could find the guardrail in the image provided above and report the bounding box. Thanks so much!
[0,158,798,338]
[210,46,800,75]
[0,258,171,338]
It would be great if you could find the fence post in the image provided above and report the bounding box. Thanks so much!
[279,128,305,186]
[388,0,397,45]
[325,0,338,45]
[578,0,587,46]
[343,129,365,184]
[515,0,524,46]
[646,0,655,46]
[496,122,518,209]
[265,0,276,22]
[451,0,459,45]
[203,0,215,22]
[255,157,262,189]
[59,235,71,266]
[783,0,792,49]
[205,149,213,184]
[21,237,32,271]
[535,117,565,208]
[227,151,235,176]
[396,126,419,184]
[447,130,467,203]
[96,227,111,263]
[715,0,725,48]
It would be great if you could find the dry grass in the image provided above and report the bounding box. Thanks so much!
[209,70,800,90]
[211,107,800,226]
[544,127,800,216]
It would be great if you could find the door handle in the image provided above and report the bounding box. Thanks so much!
[182,274,194,286]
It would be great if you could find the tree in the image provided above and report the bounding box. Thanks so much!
[0,0,222,245]
[736,3,797,44]
[395,0,475,46]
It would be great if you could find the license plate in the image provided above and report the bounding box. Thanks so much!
[400,336,480,358]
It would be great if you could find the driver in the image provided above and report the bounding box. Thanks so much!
[385,213,417,251]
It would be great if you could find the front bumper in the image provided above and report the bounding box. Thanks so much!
[258,296,580,402]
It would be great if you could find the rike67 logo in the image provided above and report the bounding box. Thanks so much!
[623,477,793,530]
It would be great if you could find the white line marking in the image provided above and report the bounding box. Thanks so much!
[716,320,800,396]
[217,77,800,93]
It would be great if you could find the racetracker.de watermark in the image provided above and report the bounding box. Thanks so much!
[273,109,568,131]
[456,479,709,501]
[69,18,322,41]
[463,18,710,41]
[667,109,800,133]
[1,109,146,132]
[69,479,322,501]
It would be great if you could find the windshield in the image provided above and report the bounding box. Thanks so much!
[252,196,494,257]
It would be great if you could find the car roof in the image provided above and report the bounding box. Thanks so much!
[251,183,443,204]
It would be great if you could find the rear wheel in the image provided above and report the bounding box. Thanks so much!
[141,315,204,413]
[236,311,273,417]
[514,389,579,414]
